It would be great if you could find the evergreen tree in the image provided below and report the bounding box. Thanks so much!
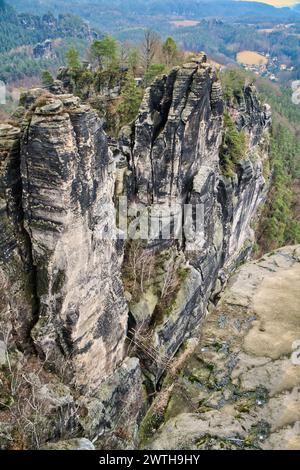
[117,71,143,128]
[162,37,178,67]
[90,36,117,69]
[219,112,246,177]
[258,126,300,250]
[66,47,81,70]
[144,63,166,87]
[41,70,54,87]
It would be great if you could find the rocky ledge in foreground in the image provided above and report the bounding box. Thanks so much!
[143,246,300,450]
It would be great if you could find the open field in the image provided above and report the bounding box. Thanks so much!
[170,20,200,27]
[237,50,268,65]
[258,28,276,33]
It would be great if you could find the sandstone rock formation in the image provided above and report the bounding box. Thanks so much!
[33,40,56,60]
[0,123,36,350]
[145,246,300,450]
[1,94,129,390]
[42,438,95,450]
[117,54,271,383]
[22,94,129,390]
[0,90,146,449]
[0,55,273,448]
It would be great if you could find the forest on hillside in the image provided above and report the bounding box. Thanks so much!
[0,1,97,83]
[2,0,300,85]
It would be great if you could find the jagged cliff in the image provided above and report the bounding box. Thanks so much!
[117,54,271,384]
[0,56,271,449]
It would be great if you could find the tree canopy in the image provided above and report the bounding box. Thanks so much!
[117,71,143,128]
[66,47,81,70]
[90,36,118,69]
[162,37,178,67]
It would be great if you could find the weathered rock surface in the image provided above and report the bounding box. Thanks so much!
[0,93,143,448]
[0,123,36,349]
[33,40,56,60]
[146,246,300,450]
[78,357,145,449]
[0,56,273,449]
[130,55,224,204]
[19,93,128,389]
[0,422,14,450]
[3,93,131,390]
[118,55,271,382]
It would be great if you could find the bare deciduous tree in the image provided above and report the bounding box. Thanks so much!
[160,258,179,300]
[122,240,156,301]
[119,42,129,70]
[141,29,160,72]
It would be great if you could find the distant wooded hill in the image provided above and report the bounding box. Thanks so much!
[0,0,99,82]
[9,0,300,23]
[2,0,300,83]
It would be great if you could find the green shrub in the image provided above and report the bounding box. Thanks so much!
[221,68,246,106]
[117,71,143,129]
[219,112,247,177]
[144,63,167,87]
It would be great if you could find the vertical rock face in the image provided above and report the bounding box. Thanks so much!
[1,95,129,391]
[33,39,56,60]
[118,56,271,381]
[0,124,36,349]
[0,97,142,449]
[0,56,271,448]
[131,55,223,204]
[22,95,129,389]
